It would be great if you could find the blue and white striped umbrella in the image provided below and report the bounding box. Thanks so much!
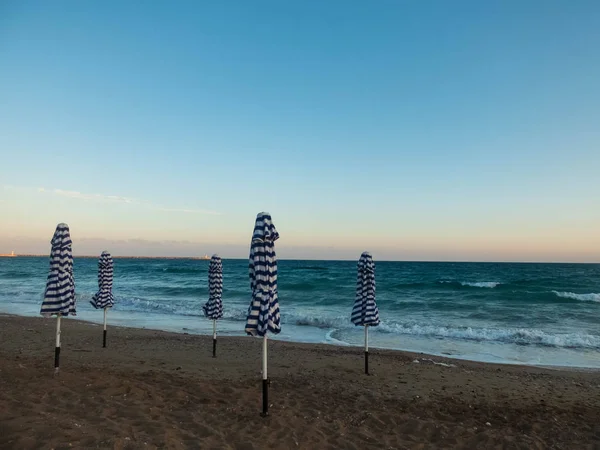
[40,223,76,317]
[245,212,280,416]
[203,254,224,320]
[90,251,115,310]
[351,251,379,375]
[351,251,380,327]
[245,212,280,337]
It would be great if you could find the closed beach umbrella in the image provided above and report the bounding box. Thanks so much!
[245,212,280,416]
[202,254,223,357]
[40,223,76,374]
[90,251,115,348]
[351,251,379,375]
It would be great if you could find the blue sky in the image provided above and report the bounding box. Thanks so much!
[1,1,599,261]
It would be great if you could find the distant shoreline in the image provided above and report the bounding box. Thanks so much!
[7,254,211,260]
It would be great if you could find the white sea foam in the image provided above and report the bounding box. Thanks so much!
[290,314,348,329]
[461,281,500,288]
[376,322,600,349]
[117,297,181,314]
[419,358,456,368]
[104,296,600,350]
[324,329,351,346]
[552,291,600,303]
[438,281,501,288]
[285,313,600,349]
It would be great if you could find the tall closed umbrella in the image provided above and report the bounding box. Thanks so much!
[245,212,280,416]
[202,254,223,357]
[90,251,115,348]
[40,223,76,374]
[351,251,379,375]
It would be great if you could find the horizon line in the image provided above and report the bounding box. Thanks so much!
[4,254,599,264]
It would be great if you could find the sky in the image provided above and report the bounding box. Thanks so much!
[0,1,599,261]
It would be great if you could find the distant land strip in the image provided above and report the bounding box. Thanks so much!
[8,254,211,260]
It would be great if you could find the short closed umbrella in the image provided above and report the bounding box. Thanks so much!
[245,212,280,416]
[202,254,223,357]
[90,251,115,348]
[40,223,76,374]
[351,251,380,375]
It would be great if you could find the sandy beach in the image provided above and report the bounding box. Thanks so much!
[0,314,599,449]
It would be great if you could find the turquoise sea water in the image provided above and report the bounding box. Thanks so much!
[1,257,599,368]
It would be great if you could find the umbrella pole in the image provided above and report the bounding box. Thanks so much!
[364,325,369,375]
[54,315,61,375]
[212,319,217,358]
[103,308,107,348]
[261,335,269,416]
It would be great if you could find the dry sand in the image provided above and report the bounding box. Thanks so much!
[0,314,599,449]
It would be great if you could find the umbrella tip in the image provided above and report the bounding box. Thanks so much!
[253,213,279,242]
[51,223,71,243]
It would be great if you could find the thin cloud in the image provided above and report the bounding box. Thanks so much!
[155,207,221,215]
[46,188,136,204]
[36,186,221,215]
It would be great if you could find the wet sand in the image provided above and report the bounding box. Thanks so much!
[0,314,599,449]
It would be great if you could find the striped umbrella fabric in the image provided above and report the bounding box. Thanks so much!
[203,254,224,320]
[245,212,280,416]
[40,223,75,374]
[90,251,115,348]
[245,212,280,337]
[41,223,76,317]
[351,252,379,327]
[351,251,379,375]
[203,254,224,357]
[90,251,115,310]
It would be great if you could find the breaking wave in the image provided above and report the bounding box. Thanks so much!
[552,291,600,303]
[376,322,600,349]
[438,281,501,288]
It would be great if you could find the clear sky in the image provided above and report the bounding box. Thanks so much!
[1,1,599,261]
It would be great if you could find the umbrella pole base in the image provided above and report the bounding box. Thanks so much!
[54,346,60,376]
[365,351,369,375]
[261,378,269,417]
[212,338,216,358]
[103,330,107,348]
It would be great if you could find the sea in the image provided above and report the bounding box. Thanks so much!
[1,257,599,368]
